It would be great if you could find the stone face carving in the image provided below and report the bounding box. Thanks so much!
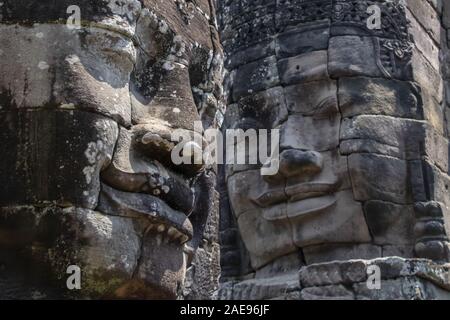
[0,0,223,299]
[218,0,450,299]
[219,257,450,300]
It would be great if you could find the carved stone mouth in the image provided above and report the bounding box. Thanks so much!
[97,183,193,243]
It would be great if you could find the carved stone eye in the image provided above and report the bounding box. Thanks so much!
[312,97,339,119]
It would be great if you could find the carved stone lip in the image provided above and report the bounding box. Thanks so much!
[253,182,338,208]
[287,194,337,220]
[263,194,337,222]
[98,183,193,242]
[286,182,339,201]
[252,189,288,208]
[101,162,195,215]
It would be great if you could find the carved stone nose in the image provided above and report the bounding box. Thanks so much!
[264,149,323,182]
[279,149,323,177]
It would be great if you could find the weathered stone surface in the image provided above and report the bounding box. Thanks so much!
[300,257,450,289]
[101,125,199,213]
[237,208,295,270]
[183,242,221,300]
[353,277,450,300]
[414,202,450,261]
[444,0,450,29]
[329,36,384,78]
[0,24,134,126]
[275,0,332,30]
[411,48,444,100]
[406,0,443,45]
[231,56,280,102]
[285,149,352,193]
[131,58,203,131]
[299,259,368,288]
[413,200,450,263]
[423,129,450,174]
[303,243,381,266]
[255,252,303,279]
[8,0,450,301]
[227,169,287,218]
[341,115,423,158]
[225,40,276,71]
[224,86,288,130]
[276,22,330,58]
[219,2,276,54]
[340,115,449,168]
[340,140,405,160]
[0,0,142,33]
[131,228,187,299]
[219,273,299,300]
[97,183,193,237]
[383,245,415,258]
[301,284,354,300]
[421,162,450,215]
[298,257,450,300]
[330,0,410,41]
[218,0,450,301]
[426,0,442,14]
[348,154,412,204]
[406,10,441,72]
[0,0,223,300]
[0,205,145,298]
[56,208,142,298]
[278,51,329,85]
[289,190,371,248]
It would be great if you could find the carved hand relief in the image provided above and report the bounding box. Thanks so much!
[0,0,222,299]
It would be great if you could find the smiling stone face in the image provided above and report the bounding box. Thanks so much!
[0,0,223,299]
[223,70,371,271]
[218,0,450,298]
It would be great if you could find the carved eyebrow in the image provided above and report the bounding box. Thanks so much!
[311,96,339,116]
